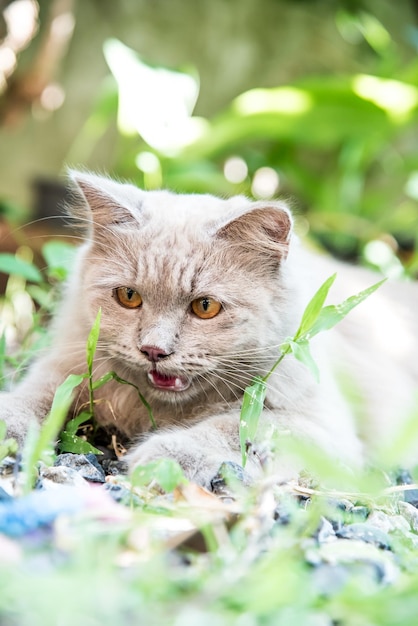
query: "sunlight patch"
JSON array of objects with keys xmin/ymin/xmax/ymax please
[{"xmin": 352, "ymin": 75, "xmax": 418, "ymax": 122}]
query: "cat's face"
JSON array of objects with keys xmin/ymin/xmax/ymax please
[{"xmin": 72, "ymin": 173, "xmax": 293, "ymax": 406}]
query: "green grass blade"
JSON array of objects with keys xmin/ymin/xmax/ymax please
[
  {"xmin": 22, "ymin": 373, "xmax": 86, "ymax": 491},
  {"xmin": 61, "ymin": 411, "xmax": 93, "ymax": 436},
  {"xmin": 239, "ymin": 377, "xmax": 267, "ymax": 467},
  {"xmin": 294, "ymin": 273, "xmax": 336, "ymax": 339},
  {"xmin": 308, "ymin": 278, "xmax": 386, "ymax": 338},
  {"xmin": 288, "ymin": 339, "xmax": 320, "ymax": 382},
  {"xmin": 92, "ymin": 371, "xmax": 157, "ymax": 430},
  {"xmin": 87, "ymin": 308, "xmax": 102, "ymax": 375}
]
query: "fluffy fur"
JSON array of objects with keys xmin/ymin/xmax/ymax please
[{"xmin": 1, "ymin": 172, "xmax": 417, "ymax": 486}]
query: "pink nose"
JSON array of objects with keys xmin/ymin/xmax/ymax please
[{"xmin": 140, "ymin": 345, "xmax": 172, "ymax": 362}]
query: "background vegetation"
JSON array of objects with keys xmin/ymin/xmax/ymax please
[{"xmin": 1, "ymin": 1, "xmax": 418, "ymax": 625}]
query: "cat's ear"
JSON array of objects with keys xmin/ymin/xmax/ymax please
[
  {"xmin": 68, "ymin": 170, "xmax": 143, "ymax": 228},
  {"xmin": 215, "ymin": 202, "xmax": 293, "ymax": 261}
]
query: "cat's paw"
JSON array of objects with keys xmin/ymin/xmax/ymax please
[
  {"xmin": 0, "ymin": 393, "xmax": 39, "ymax": 446},
  {"xmin": 127, "ymin": 431, "xmax": 242, "ymax": 489}
]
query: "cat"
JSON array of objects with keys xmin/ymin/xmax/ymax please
[{"xmin": 1, "ymin": 171, "xmax": 417, "ymax": 487}]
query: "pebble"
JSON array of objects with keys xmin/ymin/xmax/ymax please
[
  {"xmin": 367, "ymin": 510, "xmax": 410, "ymax": 534},
  {"xmin": 0, "ymin": 456, "xmax": 18, "ymax": 476},
  {"xmin": 315, "ymin": 517, "xmax": 337, "ymax": 543},
  {"xmin": 395, "ymin": 469, "xmax": 418, "ymax": 508},
  {"xmin": 38, "ymin": 465, "xmax": 88, "ymax": 489},
  {"xmin": 104, "ymin": 483, "xmax": 143, "ymax": 506},
  {"xmin": 335, "ymin": 523, "xmax": 391, "ymax": 550},
  {"xmin": 210, "ymin": 461, "xmax": 253, "ymax": 495},
  {"xmin": 305, "ymin": 539, "xmax": 399, "ymax": 585},
  {"xmin": 54, "ymin": 453, "xmax": 106, "ymax": 483},
  {"xmin": 351, "ymin": 506, "xmax": 370, "ymax": 520},
  {"xmin": 273, "ymin": 501, "xmax": 292, "ymax": 525},
  {"xmin": 398, "ymin": 501, "xmax": 418, "ymax": 533},
  {"xmin": 101, "ymin": 459, "xmax": 129, "ymax": 476}
]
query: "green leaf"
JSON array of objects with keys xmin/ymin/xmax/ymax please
[
  {"xmin": 58, "ymin": 430, "xmax": 102, "ymax": 455},
  {"xmin": 92, "ymin": 370, "xmax": 156, "ymax": 430},
  {"xmin": 87, "ymin": 309, "xmax": 102, "ymax": 375},
  {"xmin": 294, "ymin": 273, "xmax": 336, "ymax": 339},
  {"xmin": 239, "ymin": 377, "xmax": 267, "ymax": 467},
  {"xmin": 309, "ymin": 278, "xmax": 386, "ymax": 338},
  {"xmin": 0, "ymin": 253, "xmax": 43, "ymax": 283},
  {"xmin": 91, "ymin": 371, "xmax": 116, "ymax": 390},
  {"xmin": 288, "ymin": 339, "xmax": 320, "ymax": 382},
  {"xmin": 42, "ymin": 241, "xmax": 76, "ymax": 281},
  {"xmin": 22, "ymin": 373, "xmax": 86, "ymax": 492},
  {"xmin": 63, "ymin": 411, "xmax": 93, "ymax": 436},
  {"xmin": 131, "ymin": 458, "xmax": 187, "ymax": 492}
]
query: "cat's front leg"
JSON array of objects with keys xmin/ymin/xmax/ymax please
[
  {"xmin": 0, "ymin": 352, "xmax": 83, "ymax": 445},
  {"xmin": 127, "ymin": 413, "xmax": 262, "ymax": 489},
  {"xmin": 0, "ymin": 392, "xmax": 52, "ymax": 445}
]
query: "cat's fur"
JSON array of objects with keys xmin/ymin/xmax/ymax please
[{"xmin": 1, "ymin": 172, "xmax": 417, "ymax": 486}]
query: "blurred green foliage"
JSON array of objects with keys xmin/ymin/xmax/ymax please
[{"xmin": 66, "ymin": 26, "xmax": 418, "ymax": 277}]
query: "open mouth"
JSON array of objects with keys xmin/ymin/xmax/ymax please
[{"xmin": 147, "ymin": 369, "xmax": 190, "ymax": 392}]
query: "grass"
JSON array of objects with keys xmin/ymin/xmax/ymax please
[{"xmin": 1, "ymin": 243, "xmax": 418, "ymax": 626}]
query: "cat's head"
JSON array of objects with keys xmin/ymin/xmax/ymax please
[{"xmin": 69, "ymin": 172, "xmax": 294, "ymax": 406}]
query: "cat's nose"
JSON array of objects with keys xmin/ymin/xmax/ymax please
[{"xmin": 140, "ymin": 345, "xmax": 172, "ymax": 362}]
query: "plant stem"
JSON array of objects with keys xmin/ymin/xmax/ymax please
[{"xmin": 262, "ymin": 344, "xmax": 291, "ymax": 383}]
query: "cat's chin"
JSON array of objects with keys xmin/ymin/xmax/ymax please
[{"xmin": 147, "ymin": 369, "xmax": 191, "ymax": 393}]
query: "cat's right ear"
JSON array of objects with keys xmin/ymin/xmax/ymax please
[
  {"xmin": 68, "ymin": 170, "xmax": 143, "ymax": 230},
  {"xmin": 214, "ymin": 201, "xmax": 293, "ymax": 263}
]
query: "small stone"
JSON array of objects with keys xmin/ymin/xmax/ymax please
[
  {"xmin": 394, "ymin": 469, "xmax": 418, "ymax": 507},
  {"xmin": 404, "ymin": 488, "xmax": 418, "ymax": 508},
  {"xmin": 350, "ymin": 506, "xmax": 370, "ymax": 520},
  {"xmin": 367, "ymin": 510, "xmax": 410, "ymax": 534},
  {"xmin": 54, "ymin": 453, "xmax": 106, "ymax": 483},
  {"xmin": 38, "ymin": 465, "xmax": 88, "ymax": 489},
  {"xmin": 306, "ymin": 539, "xmax": 399, "ymax": 585},
  {"xmin": 210, "ymin": 461, "xmax": 252, "ymax": 495},
  {"xmin": 323, "ymin": 498, "xmax": 354, "ymax": 531},
  {"xmin": 311, "ymin": 562, "xmax": 356, "ymax": 595},
  {"xmin": 101, "ymin": 459, "xmax": 129, "ymax": 476},
  {"xmin": 336, "ymin": 523, "xmax": 391, "ymax": 550},
  {"xmin": 327, "ymin": 498, "xmax": 354, "ymax": 513},
  {"xmin": 273, "ymin": 501, "xmax": 292, "ymax": 525},
  {"xmin": 315, "ymin": 517, "xmax": 337, "ymax": 543},
  {"xmin": 104, "ymin": 483, "xmax": 142, "ymax": 507},
  {"xmin": 398, "ymin": 501, "xmax": 418, "ymax": 533},
  {"xmin": 0, "ymin": 456, "xmax": 18, "ymax": 476},
  {"xmin": 395, "ymin": 469, "xmax": 413, "ymax": 485}
]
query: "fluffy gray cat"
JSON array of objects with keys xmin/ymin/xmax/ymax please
[{"xmin": 1, "ymin": 172, "xmax": 417, "ymax": 486}]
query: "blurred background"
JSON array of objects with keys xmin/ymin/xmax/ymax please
[{"xmin": 0, "ymin": 0, "xmax": 418, "ymax": 274}]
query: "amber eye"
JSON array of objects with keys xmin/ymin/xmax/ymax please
[
  {"xmin": 191, "ymin": 297, "xmax": 222, "ymax": 319},
  {"xmin": 114, "ymin": 287, "xmax": 143, "ymax": 309}
]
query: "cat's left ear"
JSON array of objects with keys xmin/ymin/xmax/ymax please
[{"xmin": 215, "ymin": 201, "xmax": 293, "ymax": 261}]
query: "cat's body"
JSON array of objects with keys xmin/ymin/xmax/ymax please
[{"xmin": 1, "ymin": 173, "xmax": 417, "ymax": 486}]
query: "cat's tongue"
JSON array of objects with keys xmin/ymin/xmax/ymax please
[{"xmin": 147, "ymin": 370, "xmax": 190, "ymax": 392}]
